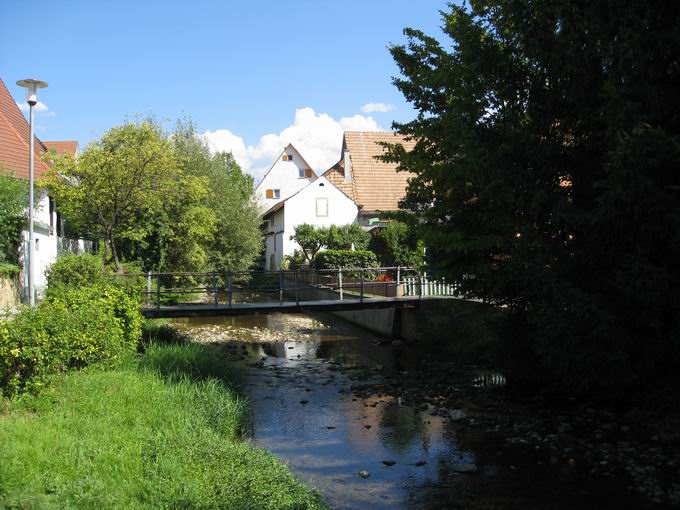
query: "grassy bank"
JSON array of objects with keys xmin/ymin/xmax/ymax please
[{"xmin": 0, "ymin": 341, "xmax": 326, "ymax": 509}]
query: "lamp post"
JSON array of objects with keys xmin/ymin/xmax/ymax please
[{"xmin": 16, "ymin": 78, "xmax": 48, "ymax": 306}]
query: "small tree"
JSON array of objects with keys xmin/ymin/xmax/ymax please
[
  {"xmin": 370, "ymin": 220, "xmax": 424, "ymax": 268},
  {"xmin": 326, "ymin": 224, "xmax": 370, "ymax": 250},
  {"xmin": 0, "ymin": 173, "xmax": 27, "ymax": 265},
  {"xmin": 290, "ymin": 224, "xmax": 328, "ymax": 265}
]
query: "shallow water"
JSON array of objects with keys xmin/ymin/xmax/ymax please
[{"xmin": 172, "ymin": 312, "xmax": 632, "ymax": 509}]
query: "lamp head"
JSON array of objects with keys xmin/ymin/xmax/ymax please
[{"xmin": 16, "ymin": 79, "xmax": 48, "ymax": 107}]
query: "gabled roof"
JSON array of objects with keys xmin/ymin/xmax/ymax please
[
  {"xmin": 261, "ymin": 175, "xmax": 355, "ymax": 218},
  {"xmin": 0, "ymin": 78, "xmax": 52, "ymax": 180},
  {"xmin": 255, "ymin": 143, "xmax": 316, "ymax": 188},
  {"xmin": 44, "ymin": 140, "xmax": 79, "ymax": 157},
  {"xmin": 322, "ymin": 131, "xmax": 416, "ymax": 212}
]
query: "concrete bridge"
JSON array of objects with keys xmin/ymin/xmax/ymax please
[{"xmin": 124, "ymin": 268, "xmax": 460, "ymax": 319}]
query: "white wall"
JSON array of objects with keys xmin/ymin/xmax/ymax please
[
  {"xmin": 282, "ymin": 177, "xmax": 359, "ymax": 258},
  {"xmin": 254, "ymin": 145, "xmax": 315, "ymax": 212},
  {"xmin": 19, "ymin": 191, "xmax": 58, "ymax": 298},
  {"xmin": 264, "ymin": 207, "xmax": 285, "ymax": 270}
]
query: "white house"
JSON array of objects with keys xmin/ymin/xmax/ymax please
[
  {"xmin": 254, "ymin": 143, "xmax": 316, "ymax": 210},
  {"xmin": 262, "ymin": 176, "xmax": 358, "ymax": 270},
  {"xmin": 0, "ymin": 78, "xmax": 86, "ymax": 300}
]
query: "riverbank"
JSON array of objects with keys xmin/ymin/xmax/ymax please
[{"xmin": 0, "ymin": 339, "xmax": 326, "ymax": 509}]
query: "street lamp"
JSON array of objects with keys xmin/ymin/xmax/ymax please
[{"xmin": 16, "ymin": 78, "xmax": 48, "ymax": 306}]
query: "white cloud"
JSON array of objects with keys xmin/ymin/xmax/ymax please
[
  {"xmin": 360, "ymin": 102, "xmax": 394, "ymax": 113},
  {"xmin": 17, "ymin": 101, "xmax": 52, "ymax": 114},
  {"xmin": 201, "ymin": 107, "xmax": 383, "ymax": 182}
]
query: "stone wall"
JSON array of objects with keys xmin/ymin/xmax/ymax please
[{"xmin": 0, "ymin": 275, "xmax": 20, "ymax": 310}]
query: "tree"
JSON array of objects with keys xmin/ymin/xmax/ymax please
[
  {"xmin": 0, "ymin": 172, "xmax": 27, "ymax": 265},
  {"xmin": 290, "ymin": 224, "xmax": 328, "ymax": 265},
  {"xmin": 326, "ymin": 224, "xmax": 370, "ymax": 251},
  {"xmin": 172, "ymin": 120, "xmax": 262, "ymax": 273},
  {"xmin": 386, "ymin": 1, "xmax": 680, "ymax": 399},
  {"xmin": 370, "ymin": 220, "xmax": 424, "ymax": 269},
  {"xmin": 44, "ymin": 121, "xmax": 178, "ymax": 272}
]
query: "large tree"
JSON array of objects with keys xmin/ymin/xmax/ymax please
[{"xmin": 386, "ymin": 1, "xmax": 680, "ymax": 398}]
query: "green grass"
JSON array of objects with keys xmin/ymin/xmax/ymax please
[{"xmin": 0, "ymin": 342, "xmax": 327, "ymax": 509}]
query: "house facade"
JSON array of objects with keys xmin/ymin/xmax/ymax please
[
  {"xmin": 260, "ymin": 132, "xmax": 415, "ymax": 270},
  {"xmin": 263, "ymin": 176, "xmax": 358, "ymax": 270},
  {"xmin": 0, "ymin": 78, "xmax": 84, "ymax": 299},
  {"xmin": 254, "ymin": 143, "xmax": 316, "ymax": 211}
]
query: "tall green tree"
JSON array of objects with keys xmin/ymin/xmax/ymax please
[
  {"xmin": 386, "ymin": 1, "xmax": 680, "ymax": 398},
  {"xmin": 172, "ymin": 120, "xmax": 262, "ymax": 273}
]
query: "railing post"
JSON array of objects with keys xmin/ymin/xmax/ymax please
[
  {"xmin": 146, "ymin": 271, "xmax": 152, "ymax": 307},
  {"xmin": 338, "ymin": 268, "xmax": 343, "ymax": 300},
  {"xmin": 360, "ymin": 269, "xmax": 364, "ymax": 303},
  {"xmin": 417, "ymin": 271, "xmax": 422, "ymax": 300},
  {"xmin": 396, "ymin": 266, "xmax": 401, "ymax": 297},
  {"xmin": 212, "ymin": 272, "xmax": 218, "ymax": 305},
  {"xmin": 294, "ymin": 270, "xmax": 299, "ymax": 307},
  {"xmin": 228, "ymin": 271, "xmax": 233, "ymax": 308},
  {"xmin": 156, "ymin": 273, "xmax": 161, "ymax": 309},
  {"xmin": 279, "ymin": 269, "xmax": 283, "ymax": 304}
]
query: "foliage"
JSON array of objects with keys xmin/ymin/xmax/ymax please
[
  {"xmin": 0, "ymin": 284, "xmax": 142, "ymax": 396},
  {"xmin": 0, "ymin": 174, "xmax": 27, "ymax": 265},
  {"xmin": 0, "ymin": 263, "xmax": 20, "ymax": 278},
  {"xmin": 0, "ymin": 344, "xmax": 327, "ymax": 509},
  {"xmin": 45, "ymin": 253, "xmax": 104, "ymax": 289},
  {"xmin": 370, "ymin": 220, "xmax": 425, "ymax": 268},
  {"xmin": 315, "ymin": 250, "xmax": 378, "ymax": 270},
  {"xmin": 172, "ymin": 119, "xmax": 262, "ymax": 273},
  {"xmin": 386, "ymin": 1, "xmax": 680, "ymax": 399},
  {"xmin": 326, "ymin": 224, "xmax": 370, "ymax": 250},
  {"xmin": 290, "ymin": 224, "xmax": 328, "ymax": 265},
  {"xmin": 43, "ymin": 121, "xmax": 178, "ymax": 271},
  {"xmin": 291, "ymin": 223, "xmax": 371, "ymax": 265},
  {"xmin": 280, "ymin": 249, "xmax": 307, "ymax": 270}
]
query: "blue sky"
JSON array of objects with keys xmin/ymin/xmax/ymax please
[{"xmin": 1, "ymin": 0, "xmax": 450, "ymax": 178}]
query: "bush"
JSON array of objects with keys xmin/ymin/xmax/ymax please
[
  {"xmin": 45, "ymin": 253, "xmax": 104, "ymax": 289},
  {"xmin": 0, "ymin": 284, "xmax": 142, "ymax": 396},
  {"xmin": 0, "ymin": 262, "xmax": 19, "ymax": 278},
  {"xmin": 315, "ymin": 250, "xmax": 378, "ymax": 270},
  {"xmin": 280, "ymin": 250, "xmax": 307, "ymax": 270},
  {"xmin": 369, "ymin": 221, "xmax": 425, "ymax": 268}
]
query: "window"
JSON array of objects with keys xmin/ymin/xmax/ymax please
[
  {"xmin": 269, "ymin": 217, "xmax": 274, "ymax": 228},
  {"xmin": 273, "ymin": 189, "xmax": 280, "ymax": 199},
  {"xmin": 266, "ymin": 189, "xmax": 273, "ymax": 199},
  {"xmin": 316, "ymin": 197, "xmax": 328, "ymax": 217},
  {"xmin": 283, "ymin": 154, "xmax": 292, "ymax": 161},
  {"xmin": 298, "ymin": 167, "xmax": 305, "ymax": 178},
  {"xmin": 35, "ymin": 238, "xmax": 39, "ymax": 252},
  {"xmin": 305, "ymin": 168, "xmax": 313, "ymax": 178}
]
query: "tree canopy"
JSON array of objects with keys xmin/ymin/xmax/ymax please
[
  {"xmin": 44, "ymin": 119, "xmax": 261, "ymax": 274},
  {"xmin": 0, "ymin": 172, "xmax": 28, "ymax": 265},
  {"xmin": 385, "ymin": 1, "xmax": 680, "ymax": 398}
]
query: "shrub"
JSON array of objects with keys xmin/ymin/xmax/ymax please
[
  {"xmin": 369, "ymin": 220, "xmax": 425, "ymax": 269},
  {"xmin": 45, "ymin": 253, "xmax": 104, "ymax": 290},
  {"xmin": 0, "ymin": 284, "xmax": 142, "ymax": 396},
  {"xmin": 0, "ymin": 263, "xmax": 19, "ymax": 278},
  {"xmin": 280, "ymin": 250, "xmax": 307, "ymax": 270},
  {"xmin": 315, "ymin": 250, "xmax": 378, "ymax": 270}
]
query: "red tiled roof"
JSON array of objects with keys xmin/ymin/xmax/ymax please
[
  {"xmin": 0, "ymin": 78, "xmax": 52, "ymax": 180},
  {"xmin": 322, "ymin": 131, "xmax": 416, "ymax": 212},
  {"xmin": 43, "ymin": 140, "xmax": 79, "ymax": 157}
]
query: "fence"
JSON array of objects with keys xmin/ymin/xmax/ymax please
[{"xmin": 402, "ymin": 274, "xmax": 459, "ymax": 297}]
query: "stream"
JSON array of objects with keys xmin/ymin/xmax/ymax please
[{"xmin": 172, "ymin": 312, "xmax": 641, "ymax": 509}]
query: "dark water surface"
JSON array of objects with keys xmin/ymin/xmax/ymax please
[{"xmin": 172, "ymin": 313, "xmax": 631, "ymax": 510}]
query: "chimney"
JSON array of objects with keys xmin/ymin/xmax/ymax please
[{"xmin": 343, "ymin": 150, "xmax": 352, "ymax": 182}]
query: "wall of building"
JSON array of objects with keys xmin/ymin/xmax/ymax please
[
  {"xmin": 18, "ymin": 191, "xmax": 58, "ymax": 299},
  {"xmin": 255, "ymin": 147, "xmax": 314, "ymax": 211},
  {"xmin": 282, "ymin": 177, "xmax": 358, "ymax": 258},
  {"xmin": 0, "ymin": 274, "xmax": 20, "ymax": 310}
]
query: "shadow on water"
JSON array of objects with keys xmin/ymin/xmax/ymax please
[{"xmin": 171, "ymin": 312, "xmax": 633, "ymax": 510}]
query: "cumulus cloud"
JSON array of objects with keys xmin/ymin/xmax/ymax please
[
  {"xmin": 360, "ymin": 102, "xmax": 394, "ymax": 113},
  {"xmin": 17, "ymin": 101, "xmax": 52, "ymax": 114},
  {"xmin": 201, "ymin": 107, "xmax": 383, "ymax": 182}
]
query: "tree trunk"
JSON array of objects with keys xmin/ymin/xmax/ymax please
[
  {"xmin": 109, "ymin": 234, "xmax": 122, "ymax": 273},
  {"xmin": 102, "ymin": 238, "xmax": 109, "ymax": 272}
]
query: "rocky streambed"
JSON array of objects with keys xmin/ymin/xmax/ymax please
[{"xmin": 171, "ymin": 312, "xmax": 680, "ymax": 509}]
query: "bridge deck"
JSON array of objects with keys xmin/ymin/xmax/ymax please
[{"xmin": 142, "ymin": 296, "xmax": 422, "ymax": 318}]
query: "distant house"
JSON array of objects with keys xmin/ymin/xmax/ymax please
[
  {"xmin": 323, "ymin": 131, "xmax": 416, "ymax": 229},
  {"xmin": 254, "ymin": 143, "xmax": 316, "ymax": 210},
  {"xmin": 0, "ymin": 78, "xmax": 85, "ymax": 299},
  {"xmin": 262, "ymin": 176, "xmax": 358, "ymax": 270},
  {"xmin": 260, "ymin": 131, "xmax": 415, "ymax": 270}
]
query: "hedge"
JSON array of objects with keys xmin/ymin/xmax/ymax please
[
  {"xmin": 0, "ymin": 284, "xmax": 142, "ymax": 396},
  {"xmin": 314, "ymin": 250, "xmax": 378, "ymax": 270}
]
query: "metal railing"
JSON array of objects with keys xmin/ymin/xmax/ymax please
[{"xmin": 111, "ymin": 267, "xmax": 459, "ymax": 310}]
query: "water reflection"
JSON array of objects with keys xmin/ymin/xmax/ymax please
[{"xmin": 173, "ymin": 312, "xmax": 479, "ymax": 509}]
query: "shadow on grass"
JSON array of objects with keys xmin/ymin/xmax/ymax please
[{"xmin": 138, "ymin": 320, "xmax": 241, "ymax": 387}]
